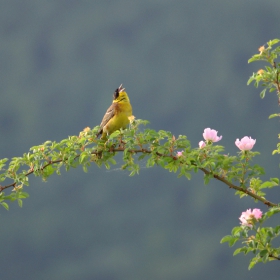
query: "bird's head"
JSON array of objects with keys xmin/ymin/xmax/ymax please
[{"xmin": 113, "ymin": 84, "xmax": 130, "ymax": 102}]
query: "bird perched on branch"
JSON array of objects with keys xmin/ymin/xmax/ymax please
[{"xmin": 96, "ymin": 84, "xmax": 133, "ymax": 140}]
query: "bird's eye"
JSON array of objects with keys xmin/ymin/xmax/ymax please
[{"xmin": 114, "ymin": 89, "xmax": 119, "ymax": 99}]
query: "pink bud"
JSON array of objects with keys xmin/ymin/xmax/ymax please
[
  {"xmin": 198, "ymin": 141, "xmax": 206, "ymax": 148},
  {"xmin": 235, "ymin": 136, "xmax": 256, "ymax": 151},
  {"xmin": 203, "ymin": 128, "xmax": 222, "ymax": 142}
]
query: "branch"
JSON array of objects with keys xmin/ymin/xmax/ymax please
[
  {"xmin": 273, "ymin": 61, "xmax": 280, "ymax": 105},
  {"xmin": 269, "ymin": 254, "xmax": 280, "ymax": 261},
  {"xmin": 113, "ymin": 147, "xmax": 278, "ymax": 207},
  {"xmin": 198, "ymin": 167, "xmax": 277, "ymax": 207},
  {"xmin": 0, "ymin": 145, "xmax": 278, "ymax": 208},
  {"xmin": 0, "ymin": 158, "xmax": 66, "ymax": 192}
]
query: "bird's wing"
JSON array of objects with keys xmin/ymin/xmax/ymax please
[{"xmin": 97, "ymin": 103, "xmax": 116, "ymax": 135}]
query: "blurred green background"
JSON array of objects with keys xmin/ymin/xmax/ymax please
[{"xmin": 1, "ymin": 1, "xmax": 280, "ymax": 279}]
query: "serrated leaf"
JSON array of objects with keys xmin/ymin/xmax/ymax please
[
  {"xmin": 233, "ymin": 248, "xmax": 243, "ymax": 256},
  {"xmin": 268, "ymin": 39, "xmax": 280, "ymax": 46},
  {"xmin": 260, "ymin": 181, "xmax": 276, "ymax": 189},
  {"xmin": 248, "ymin": 54, "xmax": 261, "ymax": 63},
  {"xmin": 247, "ymin": 76, "xmax": 255, "ymax": 85},
  {"xmin": 232, "ymin": 226, "xmax": 243, "ymax": 236},
  {"xmin": 220, "ymin": 235, "xmax": 231, "ymax": 243},
  {"xmin": 1, "ymin": 202, "xmax": 9, "ymax": 210},
  {"xmin": 229, "ymin": 237, "xmax": 239, "ymax": 247},
  {"xmin": 248, "ymin": 259, "xmax": 257, "ymax": 270}
]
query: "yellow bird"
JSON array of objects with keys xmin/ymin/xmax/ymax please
[{"xmin": 97, "ymin": 84, "xmax": 133, "ymax": 140}]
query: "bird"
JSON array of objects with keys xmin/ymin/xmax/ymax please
[{"xmin": 96, "ymin": 84, "xmax": 133, "ymax": 140}]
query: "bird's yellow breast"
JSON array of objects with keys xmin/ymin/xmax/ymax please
[{"xmin": 103, "ymin": 102, "xmax": 132, "ymax": 135}]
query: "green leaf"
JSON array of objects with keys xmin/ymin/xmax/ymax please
[
  {"xmin": 104, "ymin": 162, "xmax": 111, "ymax": 170},
  {"xmin": 272, "ymin": 150, "xmax": 280, "ymax": 155},
  {"xmin": 146, "ymin": 157, "xmax": 155, "ymax": 168},
  {"xmin": 109, "ymin": 130, "xmax": 121, "ymax": 139},
  {"xmin": 18, "ymin": 199, "xmax": 23, "ymax": 208},
  {"xmin": 220, "ymin": 235, "xmax": 239, "ymax": 246},
  {"xmin": 248, "ymin": 239, "xmax": 256, "ymax": 249},
  {"xmin": 203, "ymin": 174, "xmax": 213, "ymax": 185},
  {"xmin": 260, "ymin": 89, "xmax": 266, "ymax": 99},
  {"xmin": 228, "ymin": 237, "xmax": 239, "ymax": 247},
  {"xmin": 268, "ymin": 113, "xmax": 280, "ymax": 119},
  {"xmin": 19, "ymin": 192, "xmax": 29, "ymax": 199},
  {"xmin": 268, "ymin": 39, "xmax": 280, "ymax": 46},
  {"xmin": 232, "ymin": 226, "xmax": 243, "ymax": 236},
  {"xmin": 79, "ymin": 152, "xmax": 89, "ymax": 164},
  {"xmin": 220, "ymin": 235, "xmax": 232, "ymax": 244},
  {"xmin": 260, "ymin": 180, "xmax": 278, "ymax": 189},
  {"xmin": 247, "ymin": 76, "xmax": 255, "ymax": 85},
  {"xmin": 82, "ymin": 165, "xmax": 88, "ymax": 173},
  {"xmin": 265, "ymin": 206, "xmax": 280, "ymax": 218},
  {"xmin": 43, "ymin": 165, "xmax": 55, "ymax": 177},
  {"xmin": 271, "ymin": 178, "xmax": 279, "ymax": 184},
  {"xmin": 260, "ymin": 249, "xmax": 269, "ymax": 258},
  {"xmin": 248, "ymin": 54, "xmax": 262, "ymax": 63},
  {"xmin": 233, "ymin": 248, "xmax": 242, "ymax": 256},
  {"xmin": 178, "ymin": 169, "xmax": 191, "ymax": 180},
  {"xmin": 248, "ymin": 258, "xmax": 258, "ymax": 270},
  {"xmin": 108, "ymin": 158, "xmax": 116, "ymax": 165},
  {"xmin": 269, "ymin": 87, "xmax": 276, "ymax": 92},
  {"xmin": 1, "ymin": 202, "xmax": 9, "ymax": 210},
  {"xmin": 233, "ymin": 247, "xmax": 248, "ymax": 256},
  {"xmin": 129, "ymin": 164, "xmax": 139, "ymax": 176},
  {"xmin": 138, "ymin": 154, "xmax": 147, "ymax": 161},
  {"xmin": 273, "ymin": 225, "xmax": 280, "ymax": 235}
]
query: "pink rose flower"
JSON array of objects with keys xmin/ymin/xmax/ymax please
[
  {"xmin": 235, "ymin": 136, "xmax": 256, "ymax": 151},
  {"xmin": 239, "ymin": 208, "xmax": 262, "ymax": 227},
  {"xmin": 203, "ymin": 128, "xmax": 222, "ymax": 142},
  {"xmin": 177, "ymin": 151, "xmax": 183, "ymax": 157},
  {"xmin": 199, "ymin": 141, "xmax": 206, "ymax": 148}
]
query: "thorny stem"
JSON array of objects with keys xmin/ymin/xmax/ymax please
[
  {"xmin": 273, "ymin": 61, "xmax": 280, "ymax": 105},
  {"xmin": 269, "ymin": 254, "xmax": 280, "ymax": 261},
  {"xmin": 0, "ymin": 146, "xmax": 277, "ymax": 208}
]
